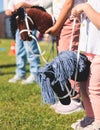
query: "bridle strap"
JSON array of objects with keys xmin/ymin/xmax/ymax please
[
  {"xmin": 25, "ymin": 13, "xmax": 34, "ymax": 35},
  {"xmin": 19, "ymin": 12, "xmax": 47, "ymax": 63},
  {"xmin": 20, "ymin": 29, "xmax": 33, "ymax": 34},
  {"xmin": 58, "ymin": 84, "xmax": 73, "ymax": 99},
  {"xmin": 18, "ymin": 14, "xmax": 34, "ymax": 34},
  {"xmin": 26, "ymin": 15, "xmax": 34, "ymax": 25}
]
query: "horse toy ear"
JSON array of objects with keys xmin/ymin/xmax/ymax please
[
  {"xmin": 10, "ymin": 7, "xmax": 25, "ymax": 39},
  {"xmin": 10, "ymin": 13, "xmax": 17, "ymax": 39}
]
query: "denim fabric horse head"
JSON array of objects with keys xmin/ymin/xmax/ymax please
[{"xmin": 36, "ymin": 51, "xmax": 91, "ymax": 105}]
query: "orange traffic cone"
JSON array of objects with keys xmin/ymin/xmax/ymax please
[{"xmin": 9, "ymin": 40, "xmax": 16, "ymax": 56}]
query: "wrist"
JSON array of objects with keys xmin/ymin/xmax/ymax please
[{"xmin": 83, "ymin": 3, "xmax": 90, "ymax": 12}]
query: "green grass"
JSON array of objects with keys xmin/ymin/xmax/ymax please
[{"xmin": 0, "ymin": 39, "xmax": 85, "ymax": 130}]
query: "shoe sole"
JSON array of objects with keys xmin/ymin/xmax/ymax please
[
  {"xmin": 21, "ymin": 81, "xmax": 35, "ymax": 85},
  {"xmin": 71, "ymin": 118, "xmax": 94, "ymax": 129},
  {"xmin": 55, "ymin": 107, "xmax": 83, "ymax": 115},
  {"xmin": 71, "ymin": 120, "xmax": 82, "ymax": 130},
  {"xmin": 8, "ymin": 80, "xmax": 18, "ymax": 83},
  {"xmin": 8, "ymin": 78, "xmax": 26, "ymax": 83}
]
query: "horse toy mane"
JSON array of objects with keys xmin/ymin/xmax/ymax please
[
  {"xmin": 36, "ymin": 50, "xmax": 91, "ymax": 105},
  {"xmin": 10, "ymin": 6, "xmax": 53, "ymax": 40}
]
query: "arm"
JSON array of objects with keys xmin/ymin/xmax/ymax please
[
  {"xmin": 71, "ymin": 3, "xmax": 100, "ymax": 29},
  {"xmin": 15, "ymin": 0, "xmax": 52, "ymax": 10},
  {"xmin": 5, "ymin": 0, "xmax": 52, "ymax": 16},
  {"xmin": 35, "ymin": 0, "xmax": 52, "ymax": 9},
  {"xmin": 15, "ymin": 2, "xmax": 33, "ymax": 9},
  {"xmin": 5, "ymin": 0, "xmax": 14, "ymax": 16},
  {"xmin": 5, "ymin": 10, "xmax": 13, "ymax": 16},
  {"xmin": 45, "ymin": 0, "xmax": 74, "ymax": 35}
]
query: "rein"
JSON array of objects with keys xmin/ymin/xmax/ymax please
[{"xmin": 58, "ymin": 18, "xmax": 79, "ymax": 97}]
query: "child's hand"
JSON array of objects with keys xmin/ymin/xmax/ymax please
[
  {"xmin": 5, "ymin": 10, "xmax": 13, "ymax": 16},
  {"xmin": 45, "ymin": 25, "xmax": 60, "ymax": 36},
  {"xmin": 71, "ymin": 4, "xmax": 84, "ymax": 17},
  {"xmin": 15, "ymin": 2, "xmax": 24, "ymax": 10},
  {"xmin": 45, "ymin": 26, "xmax": 55, "ymax": 35}
]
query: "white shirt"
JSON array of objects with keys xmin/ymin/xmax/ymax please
[
  {"xmin": 53, "ymin": 0, "xmax": 65, "ymax": 20},
  {"xmin": 53, "ymin": 0, "xmax": 86, "ymax": 20},
  {"xmin": 79, "ymin": 0, "xmax": 100, "ymax": 55},
  {"xmin": 7, "ymin": 0, "xmax": 53, "ymax": 11}
]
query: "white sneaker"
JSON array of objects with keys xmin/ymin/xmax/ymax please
[
  {"xmin": 71, "ymin": 116, "xmax": 94, "ymax": 130},
  {"xmin": 8, "ymin": 75, "xmax": 26, "ymax": 83},
  {"xmin": 53, "ymin": 99, "xmax": 83, "ymax": 114},
  {"xmin": 22, "ymin": 74, "xmax": 35, "ymax": 84},
  {"xmin": 83, "ymin": 122, "xmax": 100, "ymax": 130},
  {"xmin": 93, "ymin": 122, "xmax": 100, "ymax": 130},
  {"xmin": 50, "ymin": 102, "xmax": 60, "ymax": 109}
]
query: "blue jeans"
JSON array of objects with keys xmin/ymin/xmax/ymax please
[{"xmin": 15, "ymin": 29, "xmax": 40, "ymax": 77}]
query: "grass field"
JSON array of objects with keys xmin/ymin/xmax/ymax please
[{"xmin": 0, "ymin": 39, "xmax": 85, "ymax": 130}]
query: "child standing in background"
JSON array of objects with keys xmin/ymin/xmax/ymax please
[{"xmin": 5, "ymin": 0, "xmax": 52, "ymax": 84}]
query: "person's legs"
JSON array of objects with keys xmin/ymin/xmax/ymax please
[
  {"xmin": 15, "ymin": 30, "xmax": 27, "ymax": 77},
  {"xmin": 80, "ymin": 82, "xmax": 94, "ymax": 118},
  {"xmin": 8, "ymin": 30, "xmax": 27, "ymax": 83},
  {"xmin": 79, "ymin": 56, "xmax": 100, "ymax": 120},
  {"xmin": 51, "ymin": 18, "xmax": 83, "ymax": 114},
  {"xmin": 88, "ymin": 56, "xmax": 100, "ymax": 123},
  {"xmin": 22, "ymin": 31, "xmax": 41, "ymax": 84},
  {"xmin": 57, "ymin": 17, "xmax": 80, "ymax": 53},
  {"xmin": 57, "ymin": 17, "xmax": 81, "ymax": 96},
  {"xmin": 24, "ymin": 39, "xmax": 40, "ymax": 74},
  {"xmin": 71, "ymin": 55, "xmax": 100, "ymax": 130},
  {"xmin": 71, "ymin": 81, "xmax": 94, "ymax": 130}
]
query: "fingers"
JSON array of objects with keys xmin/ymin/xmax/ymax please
[
  {"xmin": 71, "ymin": 8, "xmax": 79, "ymax": 17},
  {"xmin": 45, "ymin": 29, "xmax": 51, "ymax": 34},
  {"xmin": 71, "ymin": 4, "xmax": 84, "ymax": 17},
  {"xmin": 14, "ymin": 2, "xmax": 23, "ymax": 10}
]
